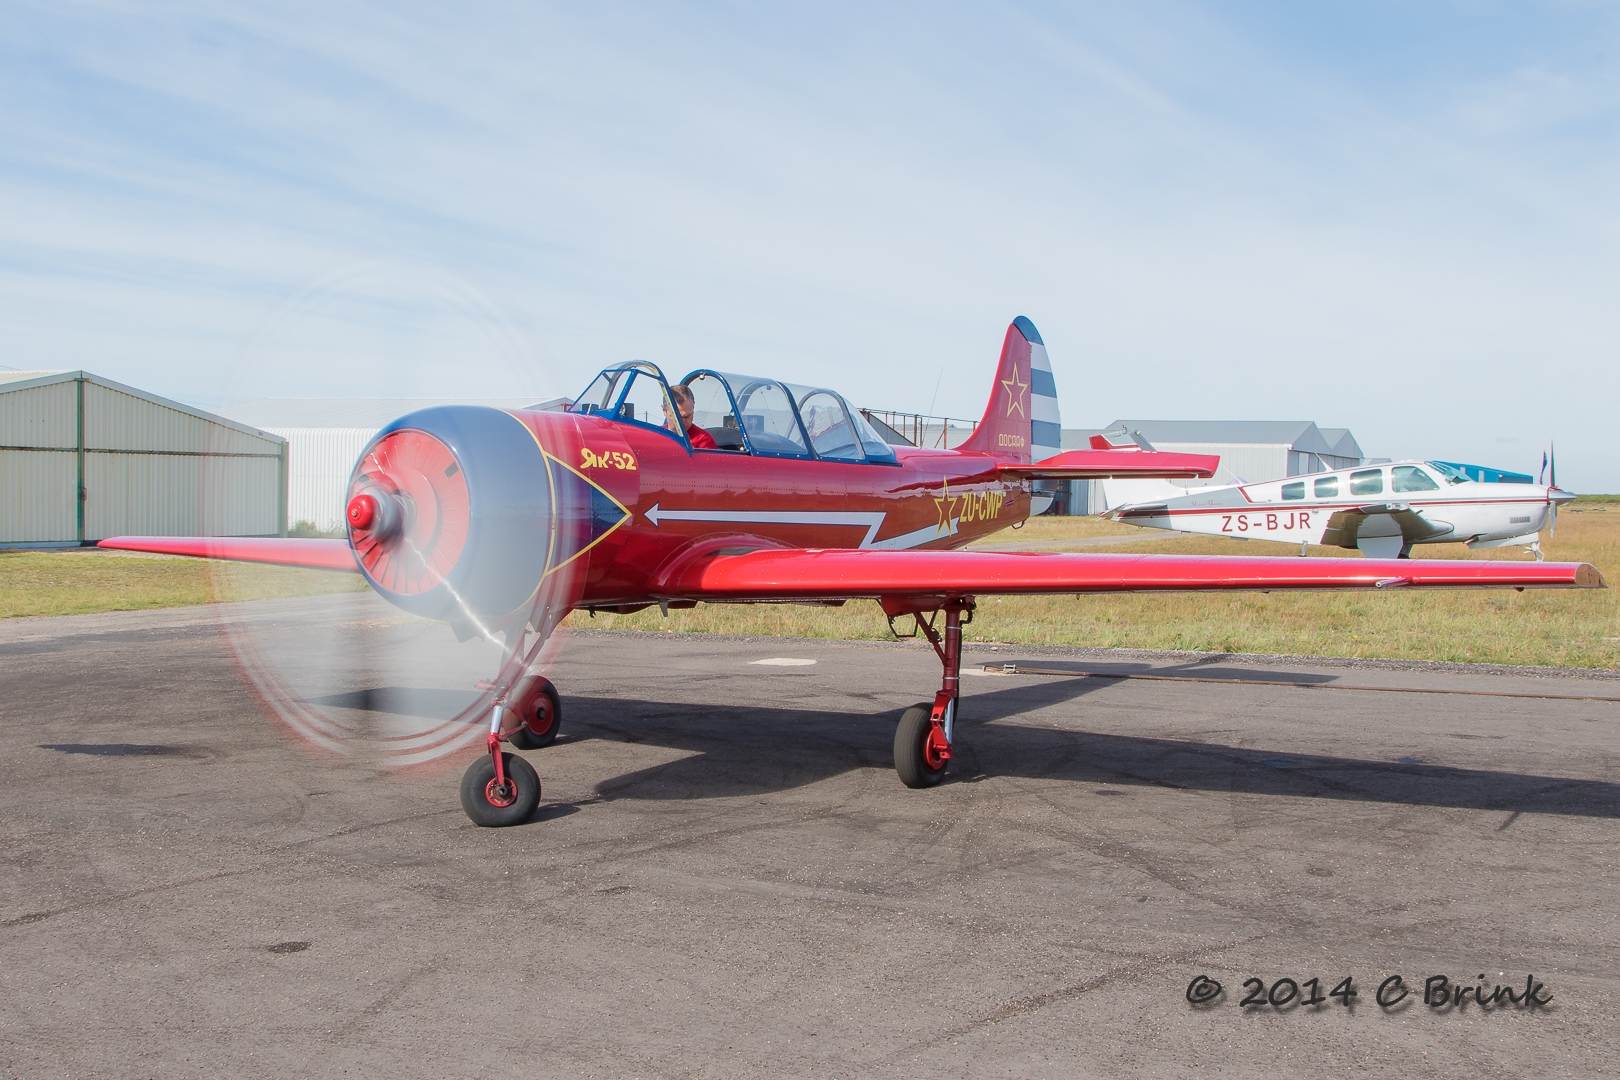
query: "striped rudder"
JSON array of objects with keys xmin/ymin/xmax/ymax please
[
  {"xmin": 1022, "ymin": 317, "xmax": 1061, "ymax": 463},
  {"xmin": 959, "ymin": 316, "xmax": 1060, "ymax": 464}
]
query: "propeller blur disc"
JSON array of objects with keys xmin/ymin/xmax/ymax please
[{"xmin": 197, "ymin": 264, "xmax": 577, "ymax": 774}]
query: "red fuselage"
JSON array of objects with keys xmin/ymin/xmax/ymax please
[{"xmin": 515, "ymin": 408, "xmax": 1031, "ymax": 609}]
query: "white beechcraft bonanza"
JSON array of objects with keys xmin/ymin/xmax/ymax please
[{"xmin": 1103, "ymin": 458, "xmax": 1577, "ymax": 561}]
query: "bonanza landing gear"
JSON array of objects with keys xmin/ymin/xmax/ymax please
[
  {"xmin": 886, "ymin": 596, "xmax": 973, "ymax": 789},
  {"xmin": 460, "ymin": 674, "xmax": 562, "ymax": 826}
]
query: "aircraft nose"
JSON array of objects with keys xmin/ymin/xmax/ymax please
[
  {"xmin": 346, "ymin": 490, "xmax": 408, "ymax": 543},
  {"xmin": 345, "ymin": 492, "xmax": 376, "ymax": 529},
  {"xmin": 343, "ymin": 406, "xmax": 554, "ymax": 626},
  {"xmin": 345, "ymin": 427, "xmax": 470, "ymax": 600},
  {"xmin": 1550, "ymin": 487, "xmax": 1577, "ymax": 505}
]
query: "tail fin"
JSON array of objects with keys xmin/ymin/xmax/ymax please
[{"xmin": 958, "ymin": 316, "xmax": 1061, "ymax": 463}]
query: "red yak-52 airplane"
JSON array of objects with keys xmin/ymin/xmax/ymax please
[{"xmin": 102, "ymin": 318, "xmax": 1603, "ymax": 826}]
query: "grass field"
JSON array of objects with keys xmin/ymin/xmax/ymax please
[
  {"xmin": 0, "ymin": 549, "xmax": 367, "ymax": 619},
  {"xmin": 562, "ymin": 497, "xmax": 1620, "ymax": 669},
  {"xmin": 4, "ymin": 499, "xmax": 1616, "ymax": 668}
]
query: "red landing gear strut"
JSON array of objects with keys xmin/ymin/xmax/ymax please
[
  {"xmin": 458, "ymin": 675, "xmax": 562, "ymax": 827},
  {"xmin": 883, "ymin": 595, "xmax": 975, "ymax": 788}
]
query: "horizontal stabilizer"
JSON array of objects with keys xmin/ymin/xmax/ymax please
[
  {"xmin": 98, "ymin": 536, "xmax": 361, "ymax": 572},
  {"xmin": 997, "ymin": 448, "xmax": 1218, "ymax": 481}
]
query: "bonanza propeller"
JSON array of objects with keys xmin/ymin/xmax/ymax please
[{"xmin": 101, "ymin": 318, "xmax": 1605, "ymax": 825}]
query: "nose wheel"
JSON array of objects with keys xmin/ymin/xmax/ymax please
[
  {"xmin": 460, "ymin": 673, "xmax": 562, "ymax": 827},
  {"xmin": 460, "ymin": 751, "xmax": 541, "ymax": 827}
]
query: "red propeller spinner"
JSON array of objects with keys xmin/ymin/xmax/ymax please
[{"xmin": 345, "ymin": 428, "xmax": 470, "ymax": 597}]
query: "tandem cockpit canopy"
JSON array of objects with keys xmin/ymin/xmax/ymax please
[{"xmin": 569, "ymin": 362, "xmax": 897, "ymax": 464}]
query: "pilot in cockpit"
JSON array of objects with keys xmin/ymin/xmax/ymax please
[{"xmin": 664, "ymin": 383, "xmax": 718, "ymax": 449}]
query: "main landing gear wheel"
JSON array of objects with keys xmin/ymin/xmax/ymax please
[
  {"xmin": 460, "ymin": 752, "xmax": 541, "ymax": 827},
  {"xmin": 507, "ymin": 676, "xmax": 562, "ymax": 750},
  {"xmin": 894, "ymin": 702, "xmax": 949, "ymax": 788}
]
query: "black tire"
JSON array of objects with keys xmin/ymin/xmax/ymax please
[
  {"xmin": 894, "ymin": 702, "xmax": 948, "ymax": 789},
  {"xmin": 508, "ymin": 678, "xmax": 562, "ymax": 750},
  {"xmin": 460, "ymin": 752, "xmax": 541, "ymax": 827}
]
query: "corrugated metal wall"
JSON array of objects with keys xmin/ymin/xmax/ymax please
[
  {"xmin": 266, "ymin": 427, "xmax": 378, "ymax": 532},
  {"xmin": 1, "ymin": 379, "xmax": 78, "ymax": 542},
  {"xmin": 85, "ymin": 454, "xmax": 281, "ymax": 538},
  {"xmin": 85, "ymin": 382, "xmax": 277, "ymax": 456},
  {"xmin": 1155, "ymin": 442, "xmax": 1291, "ymax": 489},
  {"xmin": 0, "ymin": 378, "xmax": 76, "ymax": 446},
  {"xmin": 1, "ymin": 375, "xmax": 286, "ymax": 544},
  {"xmin": 1, "ymin": 449, "xmax": 76, "ymax": 542},
  {"xmin": 1056, "ymin": 429, "xmax": 1365, "ymax": 515}
]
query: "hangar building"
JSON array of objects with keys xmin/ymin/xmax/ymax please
[
  {"xmin": 215, "ymin": 398, "xmax": 562, "ymax": 534},
  {"xmin": 1, "ymin": 371, "xmax": 287, "ymax": 547},
  {"xmin": 1056, "ymin": 420, "xmax": 1365, "ymax": 515}
]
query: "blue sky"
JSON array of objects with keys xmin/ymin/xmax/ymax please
[{"xmin": 2, "ymin": 1, "xmax": 1616, "ymax": 487}]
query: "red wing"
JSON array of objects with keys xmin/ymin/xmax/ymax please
[
  {"xmin": 655, "ymin": 548, "xmax": 1602, "ymax": 601},
  {"xmin": 98, "ymin": 536, "xmax": 361, "ymax": 573},
  {"xmin": 997, "ymin": 448, "xmax": 1219, "ymax": 481}
]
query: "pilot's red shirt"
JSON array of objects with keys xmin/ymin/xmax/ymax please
[{"xmin": 687, "ymin": 424, "xmax": 718, "ymax": 449}]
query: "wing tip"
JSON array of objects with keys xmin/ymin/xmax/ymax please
[{"xmin": 1576, "ymin": 563, "xmax": 1605, "ymax": 588}]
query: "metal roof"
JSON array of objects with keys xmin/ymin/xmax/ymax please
[
  {"xmin": 1317, "ymin": 427, "xmax": 1362, "ymax": 460},
  {"xmin": 0, "ymin": 369, "xmax": 284, "ymax": 444},
  {"xmin": 1106, "ymin": 420, "xmax": 1337, "ymax": 456},
  {"xmin": 216, "ymin": 397, "xmax": 568, "ymax": 429}
]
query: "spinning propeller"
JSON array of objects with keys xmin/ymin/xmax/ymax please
[
  {"xmin": 1543, "ymin": 442, "xmax": 1575, "ymax": 541},
  {"xmin": 205, "ymin": 403, "xmax": 604, "ymax": 780}
]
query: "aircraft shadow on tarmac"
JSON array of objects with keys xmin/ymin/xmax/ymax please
[
  {"xmin": 553, "ymin": 672, "xmax": 1620, "ymax": 821},
  {"xmin": 307, "ymin": 669, "xmax": 1620, "ymax": 821},
  {"xmin": 307, "ymin": 687, "xmax": 481, "ymax": 720}
]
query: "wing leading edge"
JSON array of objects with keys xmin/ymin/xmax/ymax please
[
  {"xmin": 98, "ymin": 536, "xmax": 361, "ymax": 572},
  {"xmin": 98, "ymin": 536, "xmax": 1603, "ymax": 601},
  {"xmin": 654, "ymin": 547, "xmax": 1602, "ymax": 601}
]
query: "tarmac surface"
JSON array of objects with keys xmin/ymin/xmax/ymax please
[{"xmin": 3, "ymin": 595, "xmax": 1619, "ymax": 1078}]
